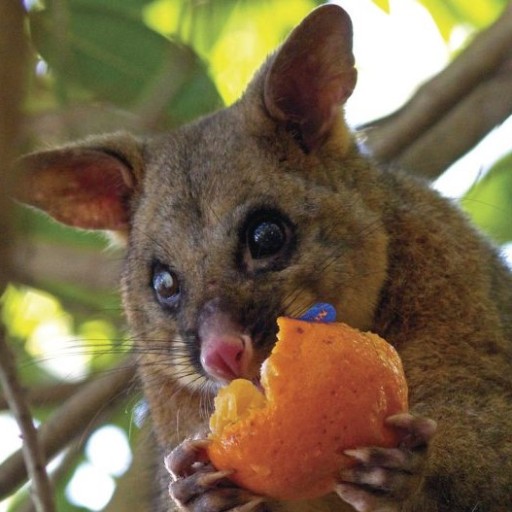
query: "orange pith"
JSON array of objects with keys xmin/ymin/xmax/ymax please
[{"xmin": 207, "ymin": 317, "xmax": 408, "ymax": 501}]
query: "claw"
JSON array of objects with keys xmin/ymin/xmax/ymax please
[
  {"xmin": 169, "ymin": 468, "xmax": 233, "ymax": 504},
  {"xmin": 341, "ymin": 465, "xmax": 407, "ymax": 493},
  {"xmin": 166, "ymin": 437, "xmax": 267, "ymax": 512},
  {"xmin": 386, "ymin": 413, "xmax": 437, "ymax": 449},
  {"xmin": 232, "ymin": 497, "xmax": 266, "ymax": 512},
  {"xmin": 165, "ymin": 438, "xmax": 211, "ymax": 479},
  {"xmin": 200, "ymin": 469, "xmax": 235, "ymax": 485},
  {"xmin": 337, "ymin": 413, "xmax": 436, "ymax": 511},
  {"xmin": 335, "ymin": 483, "xmax": 396, "ymax": 512},
  {"xmin": 189, "ymin": 487, "xmax": 263, "ymax": 512},
  {"xmin": 344, "ymin": 447, "xmax": 411, "ymax": 472}
]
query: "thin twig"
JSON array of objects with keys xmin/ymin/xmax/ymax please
[
  {"xmin": 15, "ymin": 444, "xmax": 80, "ymax": 512},
  {"xmin": 0, "ymin": 358, "xmax": 137, "ymax": 499},
  {"xmin": 16, "ymin": 421, "xmax": 106, "ymax": 512},
  {"xmin": 0, "ymin": 326, "xmax": 56, "ymax": 512},
  {"xmin": 0, "ymin": 381, "xmax": 89, "ymax": 411}
]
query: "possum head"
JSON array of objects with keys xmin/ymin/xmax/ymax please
[{"xmin": 15, "ymin": 5, "xmax": 388, "ymax": 396}]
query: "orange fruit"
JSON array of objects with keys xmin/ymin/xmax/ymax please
[{"xmin": 207, "ymin": 317, "xmax": 408, "ymax": 501}]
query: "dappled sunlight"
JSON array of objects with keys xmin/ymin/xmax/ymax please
[
  {"xmin": 144, "ymin": 0, "xmax": 318, "ymax": 105},
  {"xmin": 28, "ymin": 316, "xmax": 89, "ymax": 381},
  {"xmin": 66, "ymin": 425, "xmax": 132, "ymax": 510},
  {"xmin": 208, "ymin": 0, "xmax": 316, "ymax": 104},
  {"xmin": 66, "ymin": 463, "xmax": 115, "ymax": 511},
  {"xmin": 2, "ymin": 286, "xmax": 122, "ymax": 382},
  {"xmin": 502, "ymin": 242, "xmax": 512, "ymax": 269},
  {"xmin": 2, "ymin": 286, "xmax": 63, "ymax": 342},
  {"xmin": 339, "ymin": 0, "xmax": 450, "ymax": 125}
]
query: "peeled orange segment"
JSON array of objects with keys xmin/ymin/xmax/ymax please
[
  {"xmin": 209, "ymin": 379, "xmax": 266, "ymax": 434},
  {"xmin": 208, "ymin": 317, "xmax": 408, "ymax": 501}
]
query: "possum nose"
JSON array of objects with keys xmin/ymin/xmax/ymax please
[
  {"xmin": 198, "ymin": 302, "xmax": 255, "ymax": 382},
  {"xmin": 200, "ymin": 334, "xmax": 252, "ymax": 382}
]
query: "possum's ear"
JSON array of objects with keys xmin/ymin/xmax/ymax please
[
  {"xmin": 263, "ymin": 4, "xmax": 357, "ymax": 152},
  {"xmin": 14, "ymin": 132, "xmax": 143, "ymax": 235}
]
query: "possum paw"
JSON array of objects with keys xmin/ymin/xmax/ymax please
[
  {"xmin": 165, "ymin": 438, "xmax": 266, "ymax": 512},
  {"xmin": 336, "ymin": 413, "xmax": 437, "ymax": 512}
]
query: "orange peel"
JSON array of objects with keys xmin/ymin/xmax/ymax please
[{"xmin": 207, "ymin": 317, "xmax": 408, "ymax": 501}]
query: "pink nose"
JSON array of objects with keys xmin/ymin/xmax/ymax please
[
  {"xmin": 198, "ymin": 307, "xmax": 255, "ymax": 383},
  {"xmin": 200, "ymin": 334, "xmax": 248, "ymax": 381}
]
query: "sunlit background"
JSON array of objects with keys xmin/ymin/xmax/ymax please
[{"xmin": 2, "ymin": 0, "xmax": 511, "ymax": 510}]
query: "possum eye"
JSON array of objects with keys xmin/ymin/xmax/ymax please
[
  {"xmin": 152, "ymin": 263, "xmax": 180, "ymax": 308},
  {"xmin": 243, "ymin": 210, "xmax": 294, "ymax": 264},
  {"xmin": 248, "ymin": 219, "xmax": 286, "ymax": 259}
]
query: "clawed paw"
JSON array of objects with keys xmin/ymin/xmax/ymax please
[
  {"xmin": 165, "ymin": 438, "xmax": 265, "ymax": 512},
  {"xmin": 336, "ymin": 413, "xmax": 437, "ymax": 512}
]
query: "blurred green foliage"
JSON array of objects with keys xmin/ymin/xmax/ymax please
[
  {"xmin": 2, "ymin": 0, "xmax": 511, "ymax": 511},
  {"xmin": 29, "ymin": 0, "xmax": 222, "ymax": 124},
  {"xmin": 418, "ymin": 0, "xmax": 505, "ymax": 39},
  {"xmin": 462, "ymin": 153, "xmax": 512, "ymax": 244}
]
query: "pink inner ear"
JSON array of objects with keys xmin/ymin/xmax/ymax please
[
  {"xmin": 264, "ymin": 5, "xmax": 357, "ymax": 152},
  {"xmin": 64, "ymin": 154, "xmax": 133, "ymax": 230},
  {"xmin": 21, "ymin": 149, "xmax": 135, "ymax": 231}
]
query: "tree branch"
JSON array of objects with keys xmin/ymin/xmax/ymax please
[
  {"xmin": 364, "ymin": 4, "xmax": 512, "ymax": 178},
  {"xmin": 11, "ymin": 238, "xmax": 122, "ymax": 292},
  {"xmin": 0, "ymin": 0, "xmax": 52, "ymax": 509},
  {"xmin": 0, "ymin": 327, "xmax": 55, "ymax": 512},
  {"xmin": 0, "ymin": 381, "xmax": 89, "ymax": 411},
  {"xmin": 16, "ymin": 428, "xmax": 102, "ymax": 512},
  {"xmin": 392, "ymin": 59, "xmax": 512, "ymax": 179},
  {"xmin": 0, "ymin": 0, "xmax": 25, "ymax": 294},
  {"xmin": 0, "ymin": 358, "xmax": 137, "ymax": 499}
]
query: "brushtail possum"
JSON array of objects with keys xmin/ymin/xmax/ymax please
[{"xmin": 15, "ymin": 4, "xmax": 512, "ymax": 512}]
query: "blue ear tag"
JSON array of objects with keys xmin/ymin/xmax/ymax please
[{"xmin": 299, "ymin": 303, "xmax": 337, "ymax": 323}]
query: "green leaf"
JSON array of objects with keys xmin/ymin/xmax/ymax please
[
  {"xmin": 461, "ymin": 152, "xmax": 512, "ymax": 244},
  {"xmin": 29, "ymin": 1, "xmax": 221, "ymax": 124},
  {"xmin": 144, "ymin": 0, "xmax": 239, "ymax": 56},
  {"xmin": 30, "ymin": 5, "xmax": 167, "ymax": 104},
  {"xmin": 416, "ymin": 1, "xmax": 459, "ymax": 41},
  {"xmin": 372, "ymin": 0, "xmax": 391, "ymax": 14},
  {"xmin": 207, "ymin": 0, "xmax": 321, "ymax": 104},
  {"xmin": 445, "ymin": 0, "xmax": 506, "ymax": 28},
  {"xmin": 417, "ymin": 0, "xmax": 506, "ymax": 40}
]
